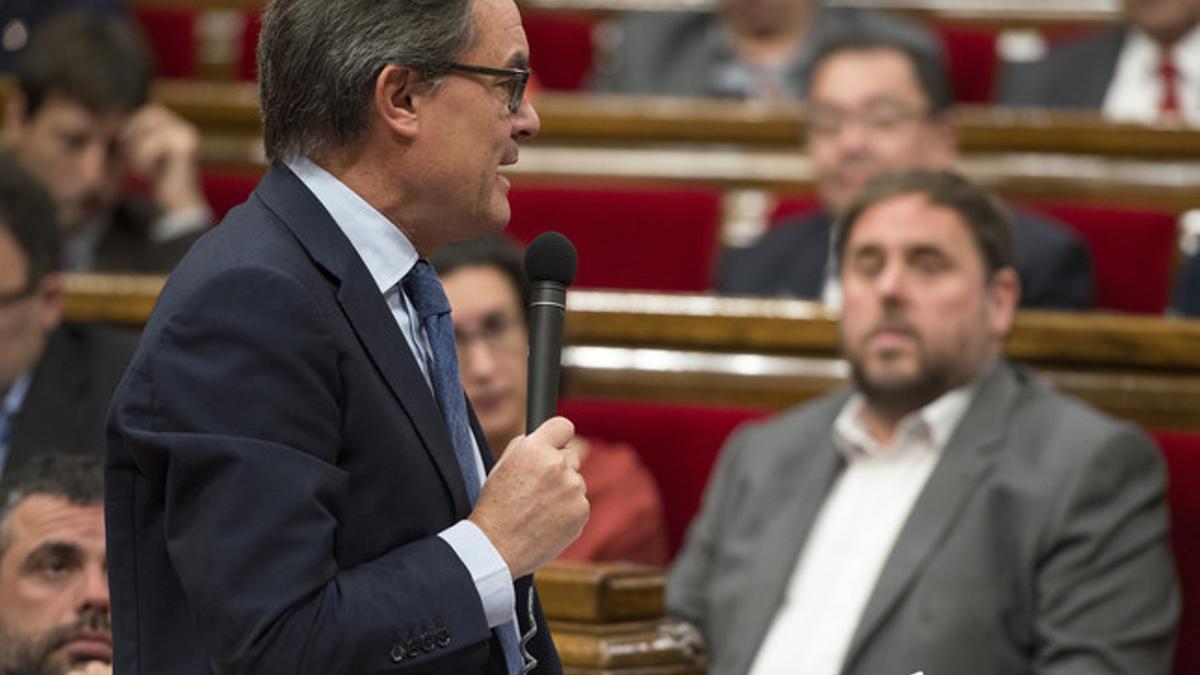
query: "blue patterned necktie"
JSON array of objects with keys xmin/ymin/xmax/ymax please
[
  {"xmin": 402, "ymin": 260, "xmax": 525, "ymax": 673},
  {"xmin": 402, "ymin": 260, "xmax": 482, "ymax": 503}
]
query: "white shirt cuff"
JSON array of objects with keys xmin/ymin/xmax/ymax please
[{"xmin": 438, "ymin": 520, "xmax": 514, "ymax": 628}]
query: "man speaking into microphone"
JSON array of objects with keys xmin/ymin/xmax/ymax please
[{"xmin": 103, "ymin": 0, "xmax": 588, "ymax": 672}]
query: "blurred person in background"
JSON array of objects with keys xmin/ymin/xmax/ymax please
[
  {"xmin": 433, "ymin": 234, "xmax": 669, "ymax": 566},
  {"xmin": 1001, "ymin": 0, "xmax": 1200, "ymax": 124},
  {"xmin": 0, "ymin": 152, "xmax": 134, "ymax": 480},
  {"xmin": 5, "ymin": 12, "xmax": 211, "ymax": 273},
  {"xmin": 0, "ymin": 454, "xmax": 110, "ymax": 675},
  {"xmin": 672, "ymin": 169, "xmax": 1178, "ymax": 675},
  {"xmin": 0, "ymin": 0, "xmax": 124, "ymax": 72},
  {"xmin": 590, "ymin": 0, "xmax": 935, "ymax": 100},
  {"xmin": 717, "ymin": 32, "xmax": 1094, "ymax": 310}
]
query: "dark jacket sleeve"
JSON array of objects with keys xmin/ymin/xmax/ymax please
[{"xmin": 108, "ymin": 264, "xmax": 494, "ymax": 674}]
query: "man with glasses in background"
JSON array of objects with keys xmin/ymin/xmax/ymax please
[
  {"xmin": 433, "ymin": 234, "xmax": 669, "ymax": 567},
  {"xmin": 0, "ymin": 152, "xmax": 133, "ymax": 480},
  {"xmin": 105, "ymin": 0, "xmax": 588, "ymax": 672},
  {"xmin": 717, "ymin": 32, "xmax": 1094, "ymax": 311}
]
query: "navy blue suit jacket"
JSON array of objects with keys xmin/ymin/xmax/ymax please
[
  {"xmin": 717, "ymin": 207, "xmax": 1094, "ymax": 310},
  {"xmin": 105, "ymin": 165, "xmax": 560, "ymax": 674},
  {"xmin": 1175, "ymin": 253, "xmax": 1200, "ymax": 317}
]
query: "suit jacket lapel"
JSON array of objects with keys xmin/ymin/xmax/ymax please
[
  {"xmin": 842, "ymin": 362, "xmax": 1021, "ymax": 670},
  {"xmin": 254, "ymin": 164, "xmax": 472, "ymax": 516},
  {"xmin": 731, "ymin": 427, "xmax": 845, "ymax": 673}
]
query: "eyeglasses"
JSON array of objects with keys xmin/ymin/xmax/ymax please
[
  {"xmin": 454, "ymin": 311, "xmax": 525, "ymax": 358},
  {"xmin": 807, "ymin": 102, "xmax": 929, "ymax": 138},
  {"xmin": 447, "ymin": 63, "xmax": 531, "ymax": 114}
]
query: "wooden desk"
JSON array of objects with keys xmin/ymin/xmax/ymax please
[{"xmin": 64, "ymin": 277, "xmax": 1200, "ymax": 432}]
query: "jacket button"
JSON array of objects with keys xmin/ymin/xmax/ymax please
[
  {"xmin": 421, "ymin": 633, "xmax": 437, "ymax": 653},
  {"xmin": 406, "ymin": 638, "xmax": 422, "ymax": 659},
  {"xmin": 436, "ymin": 627, "xmax": 451, "ymax": 648},
  {"xmin": 389, "ymin": 643, "xmax": 405, "ymax": 663}
]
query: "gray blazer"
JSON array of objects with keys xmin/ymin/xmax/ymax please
[{"xmin": 667, "ymin": 361, "xmax": 1178, "ymax": 675}]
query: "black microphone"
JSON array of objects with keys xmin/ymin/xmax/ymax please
[{"xmin": 524, "ymin": 232, "xmax": 577, "ymax": 433}]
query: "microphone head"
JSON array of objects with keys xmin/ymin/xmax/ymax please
[{"xmin": 524, "ymin": 231, "xmax": 577, "ymax": 287}]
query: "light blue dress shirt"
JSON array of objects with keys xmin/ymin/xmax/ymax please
[
  {"xmin": 0, "ymin": 371, "xmax": 33, "ymax": 479},
  {"xmin": 287, "ymin": 158, "xmax": 516, "ymax": 630}
]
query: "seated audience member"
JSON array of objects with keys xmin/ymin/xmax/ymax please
[
  {"xmin": 432, "ymin": 235, "xmax": 669, "ymax": 566},
  {"xmin": 1176, "ymin": 253, "xmax": 1200, "ymax": 315},
  {"xmin": 5, "ymin": 12, "xmax": 210, "ymax": 273},
  {"xmin": 718, "ymin": 33, "xmax": 1094, "ymax": 310},
  {"xmin": 670, "ymin": 170, "xmax": 1179, "ymax": 675},
  {"xmin": 0, "ymin": 152, "xmax": 135, "ymax": 479},
  {"xmin": 0, "ymin": 454, "xmax": 110, "ymax": 675},
  {"xmin": 0, "ymin": 0, "xmax": 124, "ymax": 72},
  {"xmin": 1001, "ymin": 0, "xmax": 1198, "ymax": 124},
  {"xmin": 590, "ymin": 0, "xmax": 935, "ymax": 100}
]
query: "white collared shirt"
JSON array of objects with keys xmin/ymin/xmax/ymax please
[
  {"xmin": 747, "ymin": 383, "xmax": 975, "ymax": 675},
  {"xmin": 286, "ymin": 157, "xmax": 515, "ymax": 630},
  {"xmin": 1104, "ymin": 25, "xmax": 1200, "ymax": 124}
]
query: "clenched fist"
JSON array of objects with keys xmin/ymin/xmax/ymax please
[{"xmin": 469, "ymin": 417, "xmax": 589, "ymax": 578}]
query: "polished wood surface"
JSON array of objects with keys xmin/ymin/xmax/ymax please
[
  {"xmin": 537, "ymin": 562, "xmax": 708, "ymax": 673},
  {"xmin": 138, "ymin": 82, "xmax": 1200, "ymax": 161},
  {"xmin": 123, "ymin": 82, "xmax": 1200, "ymax": 210},
  {"xmin": 63, "ymin": 278, "xmax": 1200, "ymax": 431}
]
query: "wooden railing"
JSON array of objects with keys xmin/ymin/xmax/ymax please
[
  {"xmin": 127, "ymin": 83, "xmax": 1200, "ymax": 211},
  {"xmin": 64, "ymin": 276, "xmax": 1200, "ymax": 432}
]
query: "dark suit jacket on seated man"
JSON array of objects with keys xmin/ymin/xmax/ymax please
[
  {"xmin": 104, "ymin": 0, "xmax": 588, "ymax": 672},
  {"xmin": 670, "ymin": 169, "xmax": 1178, "ymax": 675},
  {"xmin": 999, "ymin": 0, "xmax": 1199, "ymax": 125},
  {"xmin": 0, "ymin": 151, "xmax": 134, "ymax": 480},
  {"xmin": 716, "ymin": 32, "xmax": 1094, "ymax": 310}
]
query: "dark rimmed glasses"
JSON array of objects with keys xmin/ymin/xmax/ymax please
[{"xmin": 447, "ymin": 63, "xmax": 531, "ymax": 114}]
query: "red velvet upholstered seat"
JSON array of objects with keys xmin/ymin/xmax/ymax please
[
  {"xmin": 1151, "ymin": 430, "xmax": 1200, "ymax": 675},
  {"xmin": 506, "ymin": 185, "xmax": 724, "ymax": 292}
]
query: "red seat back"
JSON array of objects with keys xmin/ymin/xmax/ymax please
[
  {"xmin": 506, "ymin": 185, "xmax": 723, "ymax": 291},
  {"xmin": 202, "ymin": 171, "xmax": 262, "ymax": 221},
  {"xmin": 524, "ymin": 13, "xmax": 598, "ymax": 91},
  {"xmin": 1023, "ymin": 202, "xmax": 1179, "ymax": 314},
  {"xmin": 1151, "ymin": 430, "xmax": 1200, "ymax": 675},
  {"xmin": 134, "ymin": 8, "xmax": 198, "ymax": 78},
  {"xmin": 561, "ymin": 398, "xmax": 770, "ymax": 558},
  {"xmin": 937, "ymin": 24, "xmax": 1000, "ymax": 104}
]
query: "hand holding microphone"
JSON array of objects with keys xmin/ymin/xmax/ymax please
[{"xmin": 469, "ymin": 233, "xmax": 588, "ymax": 579}]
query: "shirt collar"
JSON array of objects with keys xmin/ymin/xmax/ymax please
[
  {"xmin": 1, "ymin": 371, "xmax": 33, "ymax": 424},
  {"xmin": 1124, "ymin": 24, "xmax": 1200, "ymax": 76},
  {"xmin": 287, "ymin": 156, "xmax": 419, "ymax": 293},
  {"xmin": 832, "ymin": 375, "xmax": 976, "ymax": 460}
]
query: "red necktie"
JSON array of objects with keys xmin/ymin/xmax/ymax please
[{"xmin": 1158, "ymin": 50, "xmax": 1181, "ymax": 117}]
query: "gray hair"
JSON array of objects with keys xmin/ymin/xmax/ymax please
[
  {"xmin": 257, "ymin": 0, "xmax": 475, "ymax": 163},
  {"xmin": 0, "ymin": 454, "xmax": 104, "ymax": 557}
]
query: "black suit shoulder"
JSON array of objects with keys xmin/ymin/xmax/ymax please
[
  {"xmin": 1009, "ymin": 207, "xmax": 1095, "ymax": 310},
  {"xmin": 716, "ymin": 210, "xmax": 833, "ymax": 297},
  {"xmin": 93, "ymin": 197, "xmax": 208, "ymax": 275},
  {"xmin": 8, "ymin": 322, "xmax": 137, "ymax": 472}
]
